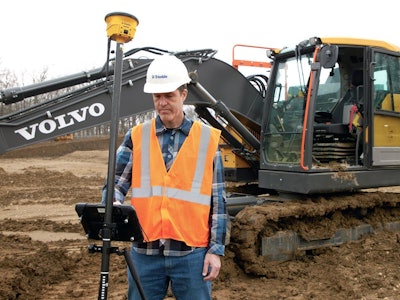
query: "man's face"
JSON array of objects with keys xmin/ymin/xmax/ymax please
[{"xmin": 152, "ymin": 88, "xmax": 187, "ymax": 128}]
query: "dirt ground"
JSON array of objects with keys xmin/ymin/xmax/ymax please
[{"xmin": 1, "ymin": 136, "xmax": 400, "ymax": 300}]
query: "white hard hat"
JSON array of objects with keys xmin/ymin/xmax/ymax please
[{"xmin": 143, "ymin": 54, "xmax": 191, "ymax": 93}]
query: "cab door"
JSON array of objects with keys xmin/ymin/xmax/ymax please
[{"xmin": 371, "ymin": 51, "xmax": 400, "ymax": 165}]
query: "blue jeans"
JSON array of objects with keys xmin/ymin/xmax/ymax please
[{"xmin": 127, "ymin": 247, "xmax": 211, "ymax": 300}]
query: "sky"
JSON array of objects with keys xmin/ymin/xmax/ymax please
[{"xmin": 1, "ymin": 0, "xmax": 399, "ymax": 84}]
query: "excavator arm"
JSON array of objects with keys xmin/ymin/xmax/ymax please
[{"xmin": 0, "ymin": 48, "xmax": 264, "ymax": 162}]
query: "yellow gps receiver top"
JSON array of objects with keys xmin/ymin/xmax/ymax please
[{"xmin": 105, "ymin": 12, "xmax": 139, "ymax": 43}]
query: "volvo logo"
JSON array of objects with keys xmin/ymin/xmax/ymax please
[{"xmin": 14, "ymin": 103, "xmax": 105, "ymax": 140}]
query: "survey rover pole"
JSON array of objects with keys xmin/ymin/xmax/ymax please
[{"xmin": 101, "ymin": 12, "xmax": 139, "ymax": 300}]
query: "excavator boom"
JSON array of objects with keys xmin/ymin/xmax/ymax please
[{"xmin": 0, "ymin": 48, "xmax": 263, "ymax": 163}]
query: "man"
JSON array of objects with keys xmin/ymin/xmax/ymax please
[{"xmin": 102, "ymin": 54, "xmax": 230, "ymax": 300}]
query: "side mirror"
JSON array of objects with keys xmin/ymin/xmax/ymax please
[{"xmin": 318, "ymin": 45, "xmax": 338, "ymax": 69}]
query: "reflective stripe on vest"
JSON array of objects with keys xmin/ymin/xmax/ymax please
[{"xmin": 130, "ymin": 119, "xmax": 221, "ymax": 246}]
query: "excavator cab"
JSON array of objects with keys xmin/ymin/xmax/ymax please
[{"xmin": 260, "ymin": 37, "xmax": 400, "ymax": 194}]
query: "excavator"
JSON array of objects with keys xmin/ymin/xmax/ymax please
[{"xmin": 1, "ymin": 37, "xmax": 400, "ymax": 275}]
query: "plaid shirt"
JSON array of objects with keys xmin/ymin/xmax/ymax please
[{"xmin": 102, "ymin": 115, "xmax": 230, "ymax": 256}]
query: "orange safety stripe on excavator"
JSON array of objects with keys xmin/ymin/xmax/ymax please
[{"xmin": 300, "ymin": 46, "xmax": 321, "ymax": 171}]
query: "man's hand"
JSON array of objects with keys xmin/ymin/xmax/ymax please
[{"xmin": 202, "ymin": 253, "xmax": 221, "ymax": 281}]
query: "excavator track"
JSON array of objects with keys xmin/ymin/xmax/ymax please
[{"xmin": 229, "ymin": 189, "xmax": 400, "ymax": 276}]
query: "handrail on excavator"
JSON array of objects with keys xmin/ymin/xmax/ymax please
[{"xmin": 232, "ymin": 44, "xmax": 274, "ymax": 70}]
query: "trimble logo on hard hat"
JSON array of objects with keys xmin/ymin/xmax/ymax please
[{"xmin": 152, "ymin": 74, "xmax": 168, "ymax": 79}]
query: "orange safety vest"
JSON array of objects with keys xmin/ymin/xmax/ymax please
[{"xmin": 130, "ymin": 119, "xmax": 221, "ymax": 247}]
